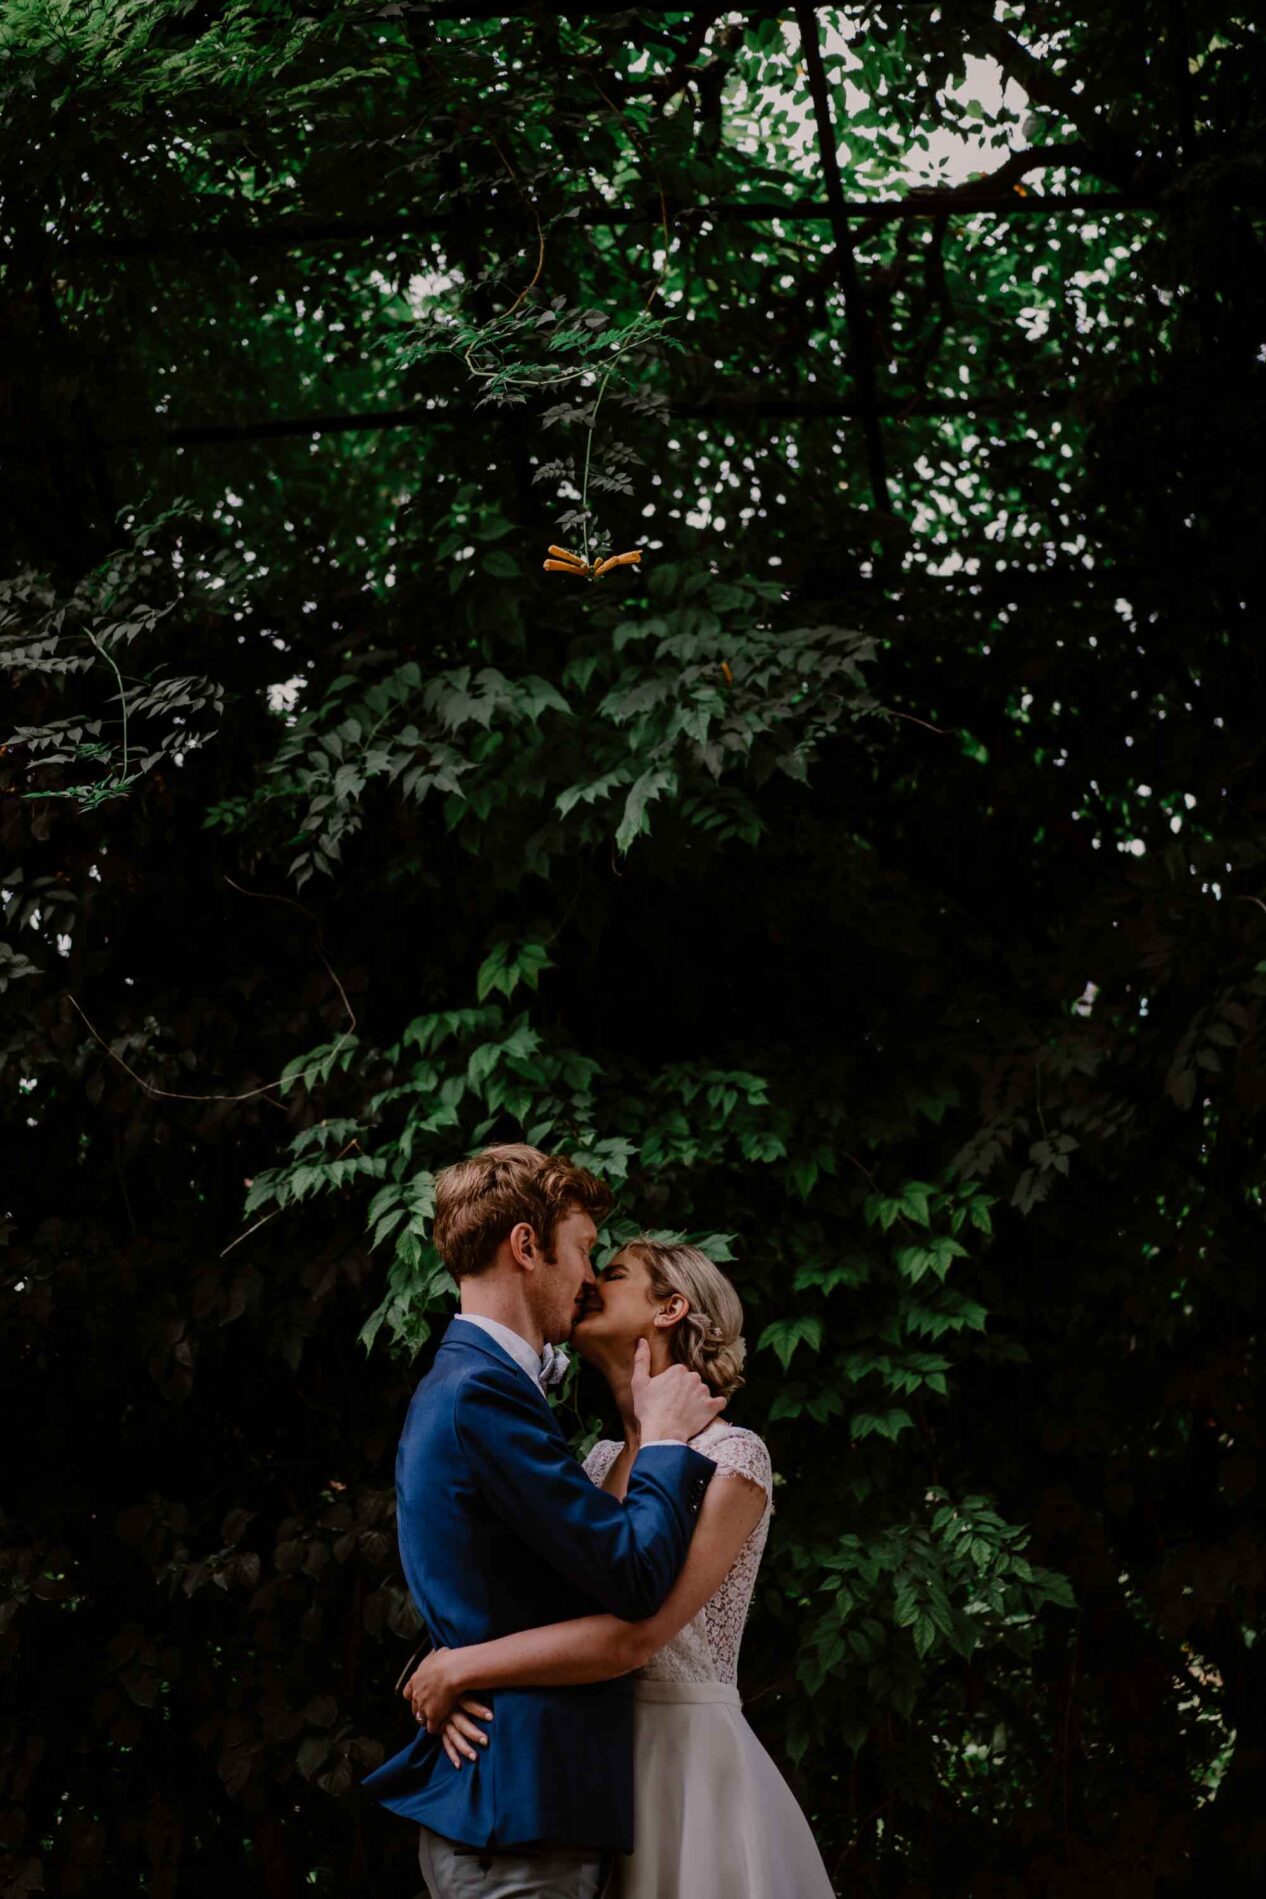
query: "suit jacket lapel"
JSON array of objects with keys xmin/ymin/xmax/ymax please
[{"xmin": 441, "ymin": 1316, "xmax": 557, "ymax": 1422}]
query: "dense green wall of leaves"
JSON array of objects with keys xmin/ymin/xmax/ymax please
[{"xmin": 2, "ymin": 4, "xmax": 1262, "ymax": 1895}]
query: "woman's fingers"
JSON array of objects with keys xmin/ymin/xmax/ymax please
[
  {"xmin": 438, "ymin": 1694, "xmax": 492, "ymax": 1767},
  {"xmin": 448, "ymin": 1710, "xmax": 490, "ymax": 1748},
  {"xmin": 441, "ymin": 1717, "xmax": 480, "ymax": 1763},
  {"xmin": 441, "ymin": 1722, "xmax": 474, "ymax": 1765}
]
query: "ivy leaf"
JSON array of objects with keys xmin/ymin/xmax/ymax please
[
  {"xmin": 615, "ymin": 767, "xmax": 676, "ymax": 852},
  {"xmin": 757, "ymin": 1315, "xmax": 825, "ymax": 1370}
]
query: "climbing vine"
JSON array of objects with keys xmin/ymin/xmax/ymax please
[{"xmin": 1, "ymin": 5, "xmax": 1261, "ymax": 1896}]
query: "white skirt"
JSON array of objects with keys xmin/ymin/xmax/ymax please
[{"xmin": 616, "ymin": 1680, "xmax": 836, "ymax": 1899}]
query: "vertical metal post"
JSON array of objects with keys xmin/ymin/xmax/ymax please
[{"xmin": 795, "ymin": 5, "xmax": 893, "ymax": 513}]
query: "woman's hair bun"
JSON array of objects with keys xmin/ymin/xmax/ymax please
[{"xmin": 626, "ymin": 1237, "xmax": 747, "ymax": 1399}]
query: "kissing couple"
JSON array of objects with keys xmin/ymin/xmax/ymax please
[{"xmin": 363, "ymin": 1143, "xmax": 834, "ymax": 1898}]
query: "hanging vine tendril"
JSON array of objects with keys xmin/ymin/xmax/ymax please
[{"xmin": 395, "ymin": 95, "xmax": 680, "ymax": 575}]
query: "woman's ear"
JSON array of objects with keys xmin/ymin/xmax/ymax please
[{"xmin": 653, "ymin": 1293, "xmax": 689, "ymax": 1329}]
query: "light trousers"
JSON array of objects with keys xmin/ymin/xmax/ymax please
[{"xmin": 417, "ymin": 1825, "xmax": 613, "ymax": 1899}]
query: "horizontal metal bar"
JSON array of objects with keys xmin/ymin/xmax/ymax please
[
  {"xmin": 334, "ymin": 1, "xmax": 941, "ymax": 18},
  {"xmin": 107, "ymin": 392, "xmax": 1062, "ymax": 448},
  {"xmin": 62, "ymin": 192, "xmax": 1163, "ymax": 262}
]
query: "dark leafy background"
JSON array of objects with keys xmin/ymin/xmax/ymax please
[{"xmin": 1, "ymin": 4, "xmax": 1262, "ymax": 1895}]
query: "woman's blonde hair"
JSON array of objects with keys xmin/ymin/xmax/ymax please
[{"xmin": 625, "ymin": 1237, "xmax": 747, "ymax": 1399}]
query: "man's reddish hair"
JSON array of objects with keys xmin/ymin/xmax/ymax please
[{"xmin": 431, "ymin": 1142, "xmax": 613, "ymax": 1279}]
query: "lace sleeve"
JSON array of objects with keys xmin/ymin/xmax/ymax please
[
  {"xmin": 710, "ymin": 1428, "xmax": 774, "ymax": 1510},
  {"xmin": 582, "ymin": 1437, "xmax": 621, "ymax": 1488}
]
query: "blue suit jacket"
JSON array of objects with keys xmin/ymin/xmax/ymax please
[{"xmin": 361, "ymin": 1317, "xmax": 714, "ymax": 1850}]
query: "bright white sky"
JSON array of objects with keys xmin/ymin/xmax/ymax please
[
  {"xmin": 403, "ymin": 17, "xmax": 1031, "ymax": 314},
  {"xmin": 838, "ymin": 54, "xmax": 1029, "ymax": 188},
  {"xmin": 760, "ymin": 15, "xmax": 1030, "ymax": 188}
]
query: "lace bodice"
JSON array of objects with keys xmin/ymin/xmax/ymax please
[{"xmin": 582, "ymin": 1422, "xmax": 774, "ymax": 1685}]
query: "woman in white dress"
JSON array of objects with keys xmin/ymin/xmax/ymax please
[{"xmin": 404, "ymin": 1237, "xmax": 835, "ymax": 1899}]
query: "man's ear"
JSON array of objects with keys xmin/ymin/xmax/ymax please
[{"xmin": 509, "ymin": 1221, "xmax": 539, "ymax": 1270}]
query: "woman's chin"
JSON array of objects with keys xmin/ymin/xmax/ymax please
[{"xmin": 569, "ymin": 1317, "xmax": 623, "ymax": 1361}]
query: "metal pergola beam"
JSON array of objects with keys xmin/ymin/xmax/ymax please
[
  {"xmin": 331, "ymin": 1, "xmax": 942, "ymax": 18},
  {"xmin": 63, "ymin": 192, "xmax": 1163, "ymax": 262},
  {"xmin": 106, "ymin": 393, "xmax": 1059, "ymax": 450}
]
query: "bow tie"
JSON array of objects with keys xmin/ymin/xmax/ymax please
[{"xmin": 539, "ymin": 1343, "xmax": 570, "ymax": 1389}]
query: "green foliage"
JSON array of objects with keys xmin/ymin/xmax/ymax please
[
  {"xmin": 793, "ymin": 1489, "xmax": 1076, "ymax": 1707},
  {"xmin": 396, "ymin": 299, "xmax": 682, "ymax": 403},
  {"xmin": 2, "ymin": 3, "xmax": 1262, "ymax": 1895},
  {"xmin": 0, "ymin": 507, "xmax": 228, "ymax": 806}
]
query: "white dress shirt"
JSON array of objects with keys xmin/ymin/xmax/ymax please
[
  {"xmin": 455, "ymin": 1313, "xmax": 683, "ymax": 1445},
  {"xmin": 458, "ymin": 1313, "xmax": 553, "ymax": 1393}
]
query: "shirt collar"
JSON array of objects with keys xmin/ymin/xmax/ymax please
[{"xmin": 457, "ymin": 1313, "xmax": 547, "ymax": 1393}]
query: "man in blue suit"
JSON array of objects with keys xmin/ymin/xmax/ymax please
[{"xmin": 362, "ymin": 1143, "xmax": 723, "ymax": 1898}]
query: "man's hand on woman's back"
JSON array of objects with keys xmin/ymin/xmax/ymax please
[{"xmin": 630, "ymin": 1337, "xmax": 726, "ymax": 1444}]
